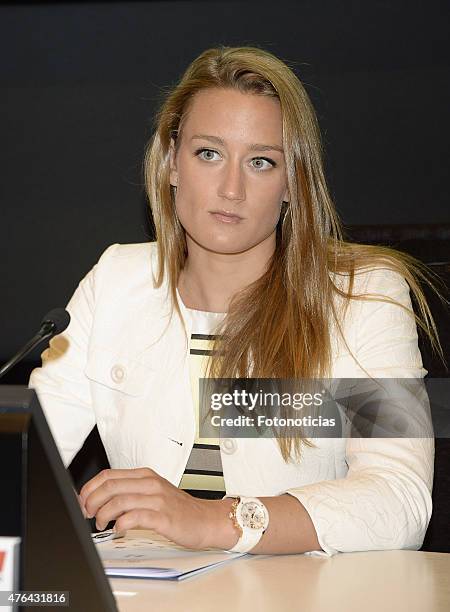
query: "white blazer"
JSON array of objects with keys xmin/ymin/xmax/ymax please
[{"xmin": 29, "ymin": 243, "xmax": 434, "ymax": 557}]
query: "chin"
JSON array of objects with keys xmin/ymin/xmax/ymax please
[
  {"xmin": 189, "ymin": 234, "xmax": 250, "ymax": 255},
  {"xmin": 209, "ymin": 240, "xmax": 258, "ymax": 255}
]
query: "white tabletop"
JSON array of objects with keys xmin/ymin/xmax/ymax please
[{"xmin": 110, "ymin": 544, "xmax": 450, "ymax": 612}]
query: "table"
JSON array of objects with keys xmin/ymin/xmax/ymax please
[{"xmin": 110, "ymin": 546, "xmax": 450, "ymax": 612}]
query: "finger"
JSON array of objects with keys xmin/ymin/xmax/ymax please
[
  {"xmin": 77, "ymin": 493, "xmax": 88, "ymax": 518},
  {"xmin": 72, "ymin": 487, "xmax": 87, "ymax": 518},
  {"xmin": 95, "ymin": 493, "xmax": 165, "ymax": 531},
  {"xmin": 85, "ymin": 476, "xmax": 162, "ymax": 520},
  {"xmin": 114, "ymin": 508, "xmax": 167, "ymax": 534},
  {"xmin": 79, "ymin": 467, "xmax": 155, "ymax": 507}
]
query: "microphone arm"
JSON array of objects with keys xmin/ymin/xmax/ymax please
[{"xmin": 0, "ymin": 310, "xmax": 70, "ymax": 380}]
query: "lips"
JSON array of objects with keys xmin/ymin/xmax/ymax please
[{"xmin": 210, "ymin": 210, "xmax": 243, "ymax": 224}]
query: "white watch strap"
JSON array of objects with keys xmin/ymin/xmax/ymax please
[
  {"xmin": 229, "ymin": 523, "xmax": 264, "ymax": 553},
  {"xmin": 227, "ymin": 496, "xmax": 269, "ymax": 553}
]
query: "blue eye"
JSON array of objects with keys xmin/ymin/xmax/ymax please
[
  {"xmin": 196, "ymin": 148, "xmax": 220, "ymax": 162},
  {"xmin": 251, "ymin": 158, "xmax": 274, "ymax": 172}
]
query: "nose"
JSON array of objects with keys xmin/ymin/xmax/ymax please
[{"xmin": 217, "ymin": 159, "xmax": 245, "ymax": 202}]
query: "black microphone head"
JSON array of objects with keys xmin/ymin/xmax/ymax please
[{"xmin": 41, "ymin": 308, "xmax": 71, "ymax": 335}]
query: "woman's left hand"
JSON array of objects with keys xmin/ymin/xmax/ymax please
[{"xmin": 78, "ymin": 467, "xmax": 237, "ymax": 550}]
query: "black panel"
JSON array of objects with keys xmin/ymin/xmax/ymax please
[{"xmin": 0, "ymin": 387, "xmax": 118, "ymax": 611}]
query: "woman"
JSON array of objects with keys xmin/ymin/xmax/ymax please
[{"xmin": 29, "ymin": 46, "xmax": 442, "ymax": 557}]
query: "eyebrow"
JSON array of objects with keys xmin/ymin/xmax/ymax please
[{"xmin": 191, "ymin": 134, "xmax": 284, "ymax": 154}]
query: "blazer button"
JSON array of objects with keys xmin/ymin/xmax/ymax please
[
  {"xmin": 220, "ymin": 438, "xmax": 237, "ymax": 454},
  {"xmin": 111, "ymin": 364, "xmax": 126, "ymax": 384}
]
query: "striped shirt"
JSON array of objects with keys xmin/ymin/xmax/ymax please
[{"xmin": 179, "ymin": 308, "xmax": 226, "ymax": 500}]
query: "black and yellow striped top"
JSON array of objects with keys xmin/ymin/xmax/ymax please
[{"xmin": 179, "ymin": 308, "xmax": 226, "ymax": 500}]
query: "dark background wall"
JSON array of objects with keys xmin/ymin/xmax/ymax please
[{"xmin": 1, "ymin": 0, "xmax": 449, "ymax": 365}]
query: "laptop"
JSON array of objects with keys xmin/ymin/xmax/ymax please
[{"xmin": 0, "ymin": 386, "xmax": 117, "ymax": 611}]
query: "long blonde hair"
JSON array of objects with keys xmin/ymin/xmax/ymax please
[{"xmin": 144, "ymin": 45, "xmax": 446, "ymax": 461}]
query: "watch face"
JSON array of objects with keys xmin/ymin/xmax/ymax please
[{"xmin": 240, "ymin": 501, "xmax": 268, "ymax": 530}]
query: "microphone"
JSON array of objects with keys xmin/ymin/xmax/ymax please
[{"xmin": 0, "ymin": 308, "xmax": 71, "ymax": 379}]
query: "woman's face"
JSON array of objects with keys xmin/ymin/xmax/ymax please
[{"xmin": 169, "ymin": 87, "xmax": 289, "ymax": 255}]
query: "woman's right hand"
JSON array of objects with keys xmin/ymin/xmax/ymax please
[{"xmin": 73, "ymin": 486, "xmax": 88, "ymax": 518}]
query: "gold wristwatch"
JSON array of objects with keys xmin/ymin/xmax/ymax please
[{"xmin": 228, "ymin": 496, "xmax": 269, "ymax": 553}]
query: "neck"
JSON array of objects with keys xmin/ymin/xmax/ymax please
[{"xmin": 178, "ymin": 234, "xmax": 275, "ymax": 313}]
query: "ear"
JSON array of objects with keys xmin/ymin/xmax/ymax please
[{"xmin": 169, "ymin": 137, "xmax": 178, "ymax": 187}]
